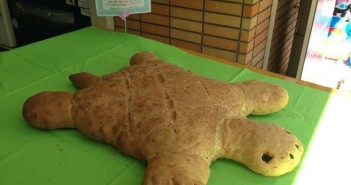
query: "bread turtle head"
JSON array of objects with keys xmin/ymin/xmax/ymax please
[{"xmin": 240, "ymin": 123, "xmax": 304, "ymax": 176}]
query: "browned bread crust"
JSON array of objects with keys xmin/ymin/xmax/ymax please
[{"xmin": 22, "ymin": 52, "xmax": 303, "ymax": 185}]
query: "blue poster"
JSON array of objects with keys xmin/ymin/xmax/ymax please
[{"xmin": 95, "ymin": 0, "xmax": 151, "ymax": 17}]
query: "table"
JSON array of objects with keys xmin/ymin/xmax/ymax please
[{"xmin": 0, "ymin": 27, "xmax": 350, "ymax": 185}]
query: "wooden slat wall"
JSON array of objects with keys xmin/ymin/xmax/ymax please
[
  {"xmin": 268, "ymin": 0, "xmax": 301, "ymax": 74},
  {"xmin": 115, "ymin": 0, "xmax": 274, "ymax": 69}
]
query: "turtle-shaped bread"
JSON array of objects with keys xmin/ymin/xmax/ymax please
[{"xmin": 22, "ymin": 52, "xmax": 303, "ymax": 185}]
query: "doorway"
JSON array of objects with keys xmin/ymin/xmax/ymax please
[
  {"xmin": 288, "ymin": 0, "xmax": 351, "ymax": 91},
  {"xmin": 302, "ymin": 0, "xmax": 351, "ymax": 91}
]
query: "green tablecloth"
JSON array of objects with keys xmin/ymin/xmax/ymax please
[{"xmin": 0, "ymin": 27, "xmax": 344, "ymax": 184}]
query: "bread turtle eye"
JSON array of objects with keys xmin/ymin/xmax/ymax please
[
  {"xmin": 295, "ymin": 144, "xmax": 300, "ymax": 149},
  {"xmin": 262, "ymin": 153, "xmax": 273, "ymax": 163},
  {"xmin": 290, "ymin": 153, "xmax": 294, "ymax": 159}
]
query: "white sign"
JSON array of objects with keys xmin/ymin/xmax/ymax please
[{"xmin": 96, "ymin": 0, "xmax": 151, "ymax": 17}]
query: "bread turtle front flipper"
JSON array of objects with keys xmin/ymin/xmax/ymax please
[{"xmin": 142, "ymin": 154, "xmax": 211, "ymax": 185}]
